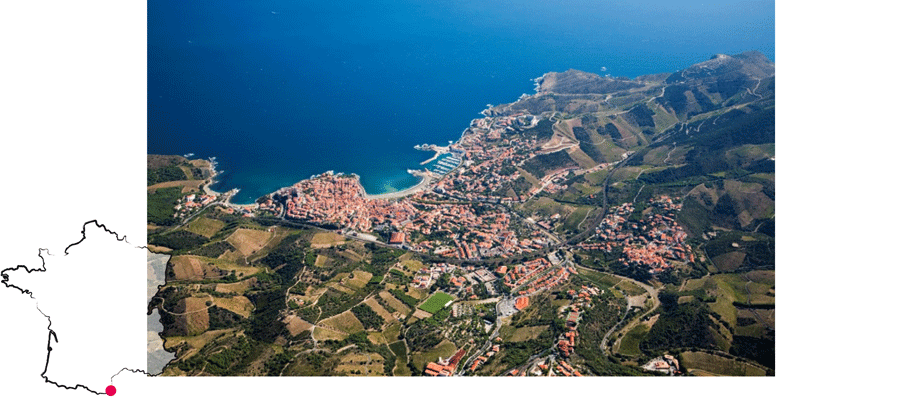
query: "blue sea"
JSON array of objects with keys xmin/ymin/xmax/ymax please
[{"xmin": 148, "ymin": 0, "xmax": 774, "ymax": 203}]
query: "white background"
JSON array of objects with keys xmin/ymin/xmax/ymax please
[{"xmin": 1, "ymin": 1, "xmax": 912, "ymax": 397}]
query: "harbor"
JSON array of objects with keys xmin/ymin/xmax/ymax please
[{"xmin": 428, "ymin": 153, "xmax": 462, "ymax": 177}]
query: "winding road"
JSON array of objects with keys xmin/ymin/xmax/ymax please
[{"xmin": 570, "ymin": 265, "xmax": 659, "ymax": 353}]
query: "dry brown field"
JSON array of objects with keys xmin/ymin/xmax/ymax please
[
  {"xmin": 318, "ymin": 311, "xmax": 365, "ymax": 334},
  {"xmin": 170, "ymin": 256, "xmax": 224, "ymax": 281},
  {"xmin": 313, "ymin": 326, "xmax": 348, "ymax": 341},
  {"xmin": 226, "ymin": 228, "xmax": 273, "ymax": 256},
  {"xmin": 506, "ymin": 325, "xmax": 549, "ymax": 342},
  {"xmin": 680, "ymin": 351, "xmax": 767, "ymax": 376},
  {"xmin": 214, "ymin": 278, "xmax": 256, "ymax": 294},
  {"xmin": 364, "ymin": 297, "xmax": 396, "ymax": 322},
  {"xmin": 212, "ymin": 296, "xmax": 254, "ymax": 318},
  {"xmin": 176, "ymin": 297, "xmax": 210, "ymax": 335},
  {"xmin": 284, "ymin": 315, "xmax": 314, "ymax": 337},
  {"xmin": 342, "ymin": 270, "xmax": 373, "ymax": 290},
  {"xmin": 405, "ymin": 288, "xmax": 427, "ymax": 301},
  {"xmin": 146, "ymin": 244, "xmax": 172, "ymax": 253},
  {"xmin": 378, "ymin": 291, "xmax": 411, "ymax": 316},
  {"xmin": 311, "ymin": 232, "xmax": 346, "ymax": 248},
  {"xmin": 314, "ymin": 254, "xmax": 328, "ymax": 267},
  {"xmin": 147, "ymin": 180, "xmax": 205, "ymax": 193}
]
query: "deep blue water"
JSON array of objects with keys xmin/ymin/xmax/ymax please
[{"xmin": 148, "ymin": 0, "xmax": 774, "ymax": 203}]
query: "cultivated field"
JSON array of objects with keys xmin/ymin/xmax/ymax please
[
  {"xmin": 712, "ymin": 251, "xmax": 747, "ymax": 272},
  {"xmin": 170, "ymin": 256, "xmax": 225, "ymax": 281},
  {"xmin": 618, "ymin": 323, "xmax": 650, "ymax": 356},
  {"xmin": 378, "ymin": 290, "xmax": 411, "ymax": 316},
  {"xmin": 226, "ymin": 228, "xmax": 273, "ymax": 256},
  {"xmin": 342, "ymin": 270, "xmax": 374, "ymax": 290},
  {"xmin": 617, "ymin": 280, "xmax": 648, "ymax": 296},
  {"xmin": 418, "ymin": 292, "xmax": 454, "ymax": 314},
  {"xmin": 561, "ymin": 205, "xmax": 596, "ymax": 232},
  {"xmin": 284, "ymin": 315, "xmax": 313, "ymax": 337},
  {"xmin": 147, "ymin": 179, "xmax": 205, "ymax": 193},
  {"xmin": 389, "ymin": 340, "xmax": 410, "ymax": 376},
  {"xmin": 311, "ymin": 232, "xmax": 346, "ymax": 248},
  {"xmin": 184, "ymin": 217, "xmax": 225, "ymax": 238},
  {"xmin": 405, "ymin": 288, "xmax": 428, "ymax": 301},
  {"xmin": 567, "ymin": 147, "xmax": 598, "ymax": 169},
  {"xmin": 505, "ymin": 325, "xmax": 549, "ymax": 342},
  {"xmin": 735, "ymin": 308, "xmax": 775, "ymax": 338},
  {"xmin": 335, "ymin": 352, "xmax": 385, "ymax": 376},
  {"xmin": 367, "ymin": 323, "xmax": 401, "ymax": 346},
  {"xmin": 329, "ymin": 283, "xmax": 355, "ymax": 295},
  {"xmin": 411, "ymin": 309, "xmax": 433, "ymax": 320},
  {"xmin": 338, "ymin": 249, "xmax": 364, "ymax": 263},
  {"xmin": 210, "ymin": 261, "xmax": 261, "ymax": 279},
  {"xmin": 411, "ymin": 340, "xmax": 457, "ymax": 371},
  {"xmin": 714, "ymin": 273, "xmax": 775, "ymax": 306},
  {"xmin": 367, "ymin": 332, "xmax": 386, "ymax": 346},
  {"xmin": 217, "ymin": 248, "xmax": 244, "ymax": 262},
  {"xmin": 680, "ymin": 351, "xmax": 767, "ymax": 376},
  {"xmin": 212, "ymin": 296, "xmax": 254, "ymax": 318},
  {"xmin": 400, "ymin": 260, "xmax": 425, "ymax": 273},
  {"xmin": 364, "ymin": 297, "xmax": 396, "ymax": 322},
  {"xmin": 521, "ymin": 197, "xmax": 573, "ymax": 219},
  {"xmin": 680, "ymin": 276, "xmax": 711, "ymax": 292},
  {"xmin": 578, "ymin": 268, "xmax": 646, "ymax": 296},
  {"xmin": 163, "ymin": 329, "xmax": 230, "ymax": 359},
  {"xmin": 312, "ymin": 326, "xmax": 348, "ymax": 341},
  {"xmin": 746, "ymin": 270, "xmax": 775, "ymax": 285},
  {"xmin": 608, "ymin": 166, "xmax": 649, "ymax": 183},
  {"xmin": 382, "ymin": 323, "xmax": 401, "ymax": 342},
  {"xmin": 177, "ymin": 297, "xmax": 210, "ymax": 335},
  {"xmin": 214, "ymin": 278, "xmax": 257, "ymax": 294},
  {"xmin": 584, "ymin": 168, "xmax": 609, "ymax": 185},
  {"xmin": 318, "ymin": 310, "xmax": 365, "ymax": 334},
  {"xmin": 314, "ymin": 254, "xmax": 328, "ymax": 267},
  {"xmin": 519, "ymin": 169, "xmax": 542, "ymax": 189}
]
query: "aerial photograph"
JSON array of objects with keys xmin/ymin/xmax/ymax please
[{"xmin": 147, "ymin": 0, "xmax": 774, "ymax": 377}]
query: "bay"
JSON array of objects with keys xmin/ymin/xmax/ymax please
[{"xmin": 148, "ymin": 0, "xmax": 774, "ymax": 203}]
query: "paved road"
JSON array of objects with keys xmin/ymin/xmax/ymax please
[
  {"xmin": 572, "ymin": 265, "xmax": 659, "ymax": 352},
  {"xmin": 457, "ymin": 298, "xmax": 509, "ymax": 375}
]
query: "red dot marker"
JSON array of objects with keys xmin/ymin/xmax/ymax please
[{"xmin": 106, "ymin": 385, "xmax": 116, "ymax": 396}]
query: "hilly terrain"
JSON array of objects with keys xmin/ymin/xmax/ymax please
[{"xmin": 147, "ymin": 51, "xmax": 775, "ymax": 376}]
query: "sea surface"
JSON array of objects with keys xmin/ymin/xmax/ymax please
[{"xmin": 148, "ymin": 0, "xmax": 774, "ymax": 203}]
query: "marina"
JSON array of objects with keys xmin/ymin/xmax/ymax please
[{"xmin": 427, "ymin": 153, "xmax": 462, "ymax": 177}]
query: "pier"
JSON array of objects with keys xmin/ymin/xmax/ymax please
[{"xmin": 417, "ymin": 143, "xmax": 452, "ymax": 165}]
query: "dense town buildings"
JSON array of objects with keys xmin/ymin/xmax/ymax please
[{"xmin": 579, "ymin": 196, "xmax": 694, "ymax": 274}]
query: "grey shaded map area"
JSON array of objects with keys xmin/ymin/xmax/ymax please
[{"xmin": 147, "ymin": 250, "xmax": 174, "ymax": 375}]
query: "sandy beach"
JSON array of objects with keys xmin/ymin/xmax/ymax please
[{"xmin": 363, "ymin": 172, "xmax": 435, "ymax": 200}]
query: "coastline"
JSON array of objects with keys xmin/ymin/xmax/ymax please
[
  {"xmin": 362, "ymin": 171, "xmax": 436, "ymax": 200},
  {"xmin": 201, "ymin": 157, "xmax": 226, "ymax": 197},
  {"xmin": 193, "ymin": 102, "xmax": 490, "ymax": 206}
]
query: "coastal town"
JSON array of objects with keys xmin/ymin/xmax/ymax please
[
  {"xmin": 151, "ymin": 110, "xmax": 704, "ymax": 378},
  {"xmin": 246, "ymin": 112, "xmax": 582, "ymax": 259},
  {"xmin": 147, "ymin": 50, "xmax": 776, "ymax": 378}
]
